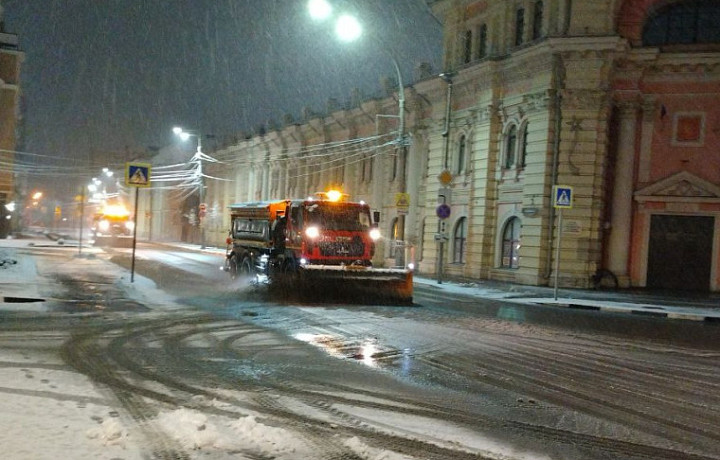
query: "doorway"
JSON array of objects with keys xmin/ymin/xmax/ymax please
[{"xmin": 646, "ymin": 215, "xmax": 714, "ymax": 291}]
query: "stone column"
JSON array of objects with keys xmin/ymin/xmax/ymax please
[{"xmin": 607, "ymin": 102, "xmax": 639, "ymax": 284}]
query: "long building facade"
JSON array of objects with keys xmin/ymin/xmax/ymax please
[
  {"xmin": 0, "ymin": 3, "xmax": 23, "ymax": 237},
  {"xmin": 153, "ymin": 0, "xmax": 720, "ymax": 291}
]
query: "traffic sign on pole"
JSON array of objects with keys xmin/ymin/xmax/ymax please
[
  {"xmin": 436, "ymin": 203, "xmax": 451, "ymax": 219},
  {"xmin": 126, "ymin": 162, "xmax": 151, "ymax": 188},
  {"xmin": 552, "ymin": 185, "xmax": 573, "ymax": 209}
]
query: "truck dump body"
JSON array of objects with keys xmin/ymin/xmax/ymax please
[{"xmin": 225, "ymin": 194, "xmax": 413, "ymax": 304}]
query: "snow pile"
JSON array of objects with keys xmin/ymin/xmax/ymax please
[
  {"xmin": 86, "ymin": 418, "xmax": 129, "ymax": 446},
  {"xmin": 156, "ymin": 408, "xmax": 313, "ymax": 458},
  {"xmin": 344, "ymin": 436, "xmax": 417, "ymax": 460},
  {"xmin": 156, "ymin": 409, "xmax": 221, "ymax": 450}
]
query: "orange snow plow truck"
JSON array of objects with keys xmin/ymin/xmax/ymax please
[{"xmin": 223, "ymin": 190, "xmax": 413, "ymax": 304}]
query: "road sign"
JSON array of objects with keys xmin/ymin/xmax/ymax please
[
  {"xmin": 436, "ymin": 203, "xmax": 451, "ymax": 219},
  {"xmin": 438, "ymin": 170, "xmax": 453, "ymax": 186},
  {"xmin": 126, "ymin": 162, "xmax": 151, "ymax": 187},
  {"xmin": 395, "ymin": 193, "xmax": 410, "ymax": 209},
  {"xmin": 552, "ymin": 185, "xmax": 573, "ymax": 209}
]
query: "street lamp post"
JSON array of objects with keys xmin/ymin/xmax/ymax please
[
  {"xmin": 308, "ymin": 0, "xmax": 409, "ymax": 267},
  {"xmin": 173, "ymin": 126, "xmax": 206, "ymax": 249}
]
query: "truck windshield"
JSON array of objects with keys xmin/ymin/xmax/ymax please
[{"xmin": 305, "ymin": 203, "xmax": 371, "ymax": 231}]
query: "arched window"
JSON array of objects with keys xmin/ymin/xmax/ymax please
[
  {"xmin": 456, "ymin": 134, "xmax": 466, "ymax": 174},
  {"xmin": 463, "ymin": 29, "xmax": 473, "ymax": 63},
  {"xmin": 418, "ymin": 218, "xmax": 426, "ymax": 261},
  {"xmin": 389, "ymin": 217, "xmax": 399, "ymax": 257},
  {"xmin": 519, "ymin": 124, "xmax": 528, "ymax": 168},
  {"xmin": 515, "ymin": 7, "xmax": 525, "ymax": 46},
  {"xmin": 643, "ymin": 1, "xmax": 720, "ymax": 47},
  {"xmin": 504, "ymin": 125, "xmax": 517, "ymax": 169},
  {"xmin": 453, "ymin": 217, "xmax": 467, "ymax": 263},
  {"xmin": 501, "ymin": 217, "xmax": 521, "ymax": 269},
  {"xmin": 478, "ymin": 24, "xmax": 488, "ymax": 58},
  {"xmin": 532, "ymin": 1, "xmax": 544, "ymax": 40},
  {"xmin": 392, "ymin": 151, "xmax": 398, "ymax": 181}
]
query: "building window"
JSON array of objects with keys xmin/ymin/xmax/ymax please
[
  {"xmin": 519, "ymin": 124, "xmax": 528, "ymax": 168},
  {"xmin": 419, "ymin": 218, "xmax": 426, "ymax": 261},
  {"xmin": 389, "ymin": 217, "xmax": 399, "ymax": 258},
  {"xmin": 532, "ymin": 1, "xmax": 543, "ymax": 40},
  {"xmin": 643, "ymin": 2, "xmax": 720, "ymax": 47},
  {"xmin": 672, "ymin": 112, "xmax": 705, "ymax": 146},
  {"xmin": 515, "ymin": 8, "xmax": 525, "ymax": 46},
  {"xmin": 501, "ymin": 217, "xmax": 521, "ymax": 269},
  {"xmin": 478, "ymin": 24, "xmax": 488, "ymax": 58},
  {"xmin": 463, "ymin": 29, "xmax": 473, "ymax": 63},
  {"xmin": 456, "ymin": 134, "xmax": 466, "ymax": 174},
  {"xmin": 453, "ymin": 217, "xmax": 467, "ymax": 263},
  {"xmin": 504, "ymin": 125, "xmax": 517, "ymax": 169},
  {"xmin": 392, "ymin": 150, "xmax": 398, "ymax": 181}
]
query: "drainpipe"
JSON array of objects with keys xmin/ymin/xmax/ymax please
[
  {"xmin": 437, "ymin": 72, "xmax": 454, "ymax": 284},
  {"xmin": 545, "ymin": 55, "xmax": 565, "ymax": 279}
]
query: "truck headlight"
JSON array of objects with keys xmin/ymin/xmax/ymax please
[
  {"xmin": 305, "ymin": 226, "xmax": 320, "ymax": 239},
  {"xmin": 125, "ymin": 221, "xmax": 135, "ymax": 231},
  {"xmin": 369, "ymin": 228, "xmax": 381, "ymax": 241},
  {"xmin": 98, "ymin": 220, "xmax": 110, "ymax": 232}
]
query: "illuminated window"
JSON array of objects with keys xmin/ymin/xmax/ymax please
[
  {"xmin": 390, "ymin": 217, "xmax": 400, "ymax": 258},
  {"xmin": 501, "ymin": 217, "xmax": 521, "ymax": 269}
]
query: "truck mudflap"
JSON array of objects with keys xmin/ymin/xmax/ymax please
[{"xmin": 291, "ymin": 265, "xmax": 413, "ymax": 305}]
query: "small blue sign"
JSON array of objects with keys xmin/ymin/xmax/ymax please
[
  {"xmin": 436, "ymin": 203, "xmax": 451, "ymax": 219},
  {"xmin": 553, "ymin": 185, "xmax": 573, "ymax": 209}
]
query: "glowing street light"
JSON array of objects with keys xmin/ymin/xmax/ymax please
[
  {"xmin": 335, "ymin": 14, "xmax": 362, "ymax": 42},
  {"xmin": 308, "ymin": 0, "xmax": 332, "ymax": 20},
  {"xmin": 307, "ymin": 0, "xmax": 409, "ymax": 265}
]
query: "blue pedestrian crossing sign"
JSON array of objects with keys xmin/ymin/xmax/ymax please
[
  {"xmin": 126, "ymin": 162, "xmax": 151, "ymax": 188},
  {"xmin": 552, "ymin": 185, "xmax": 573, "ymax": 209}
]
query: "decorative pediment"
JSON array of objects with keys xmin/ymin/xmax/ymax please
[{"xmin": 635, "ymin": 171, "xmax": 720, "ymax": 201}]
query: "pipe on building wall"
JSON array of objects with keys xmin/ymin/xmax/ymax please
[
  {"xmin": 437, "ymin": 72, "xmax": 454, "ymax": 284},
  {"xmin": 545, "ymin": 54, "xmax": 565, "ymax": 280},
  {"xmin": 440, "ymin": 72, "xmax": 454, "ymax": 167}
]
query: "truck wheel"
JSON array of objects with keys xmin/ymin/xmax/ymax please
[
  {"xmin": 239, "ymin": 257, "xmax": 254, "ymax": 279},
  {"xmin": 282, "ymin": 259, "xmax": 297, "ymax": 274},
  {"xmin": 227, "ymin": 254, "xmax": 239, "ymax": 279}
]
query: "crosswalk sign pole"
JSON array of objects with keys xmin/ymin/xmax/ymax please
[
  {"xmin": 551, "ymin": 185, "xmax": 572, "ymax": 300},
  {"xmin": 554, "ymin": 208, "xmax": 563, "ymax": 300},
  {"xmin": 131, "ymin": 187, "xmax": 139, "ymax": 283}
]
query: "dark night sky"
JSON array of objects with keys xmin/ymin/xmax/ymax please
[{"xmin": 3, "ymin": 0, "xmax": 442, "ymax": 166}]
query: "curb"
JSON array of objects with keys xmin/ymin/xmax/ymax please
[{"xmin": 523, "ymin": 299, "xmax": 720, "ymax": 322}]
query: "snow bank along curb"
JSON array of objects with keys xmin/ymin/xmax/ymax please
[{"xmin": 413, "ymin": 277, "xmax": 720, "ymax": 323}]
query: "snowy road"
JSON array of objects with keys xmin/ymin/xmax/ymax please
[{"xmin": 1, "ymin": 239, "xmax": 719, "ymax": 459}]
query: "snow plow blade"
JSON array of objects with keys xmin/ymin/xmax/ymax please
[
  {"xmin": 275, "ymin": 266, "xmax": 413, "ymax": 305},
  {"xmin": 93, "ymin": 236, "xmax": 134, "ymax": 248}
]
